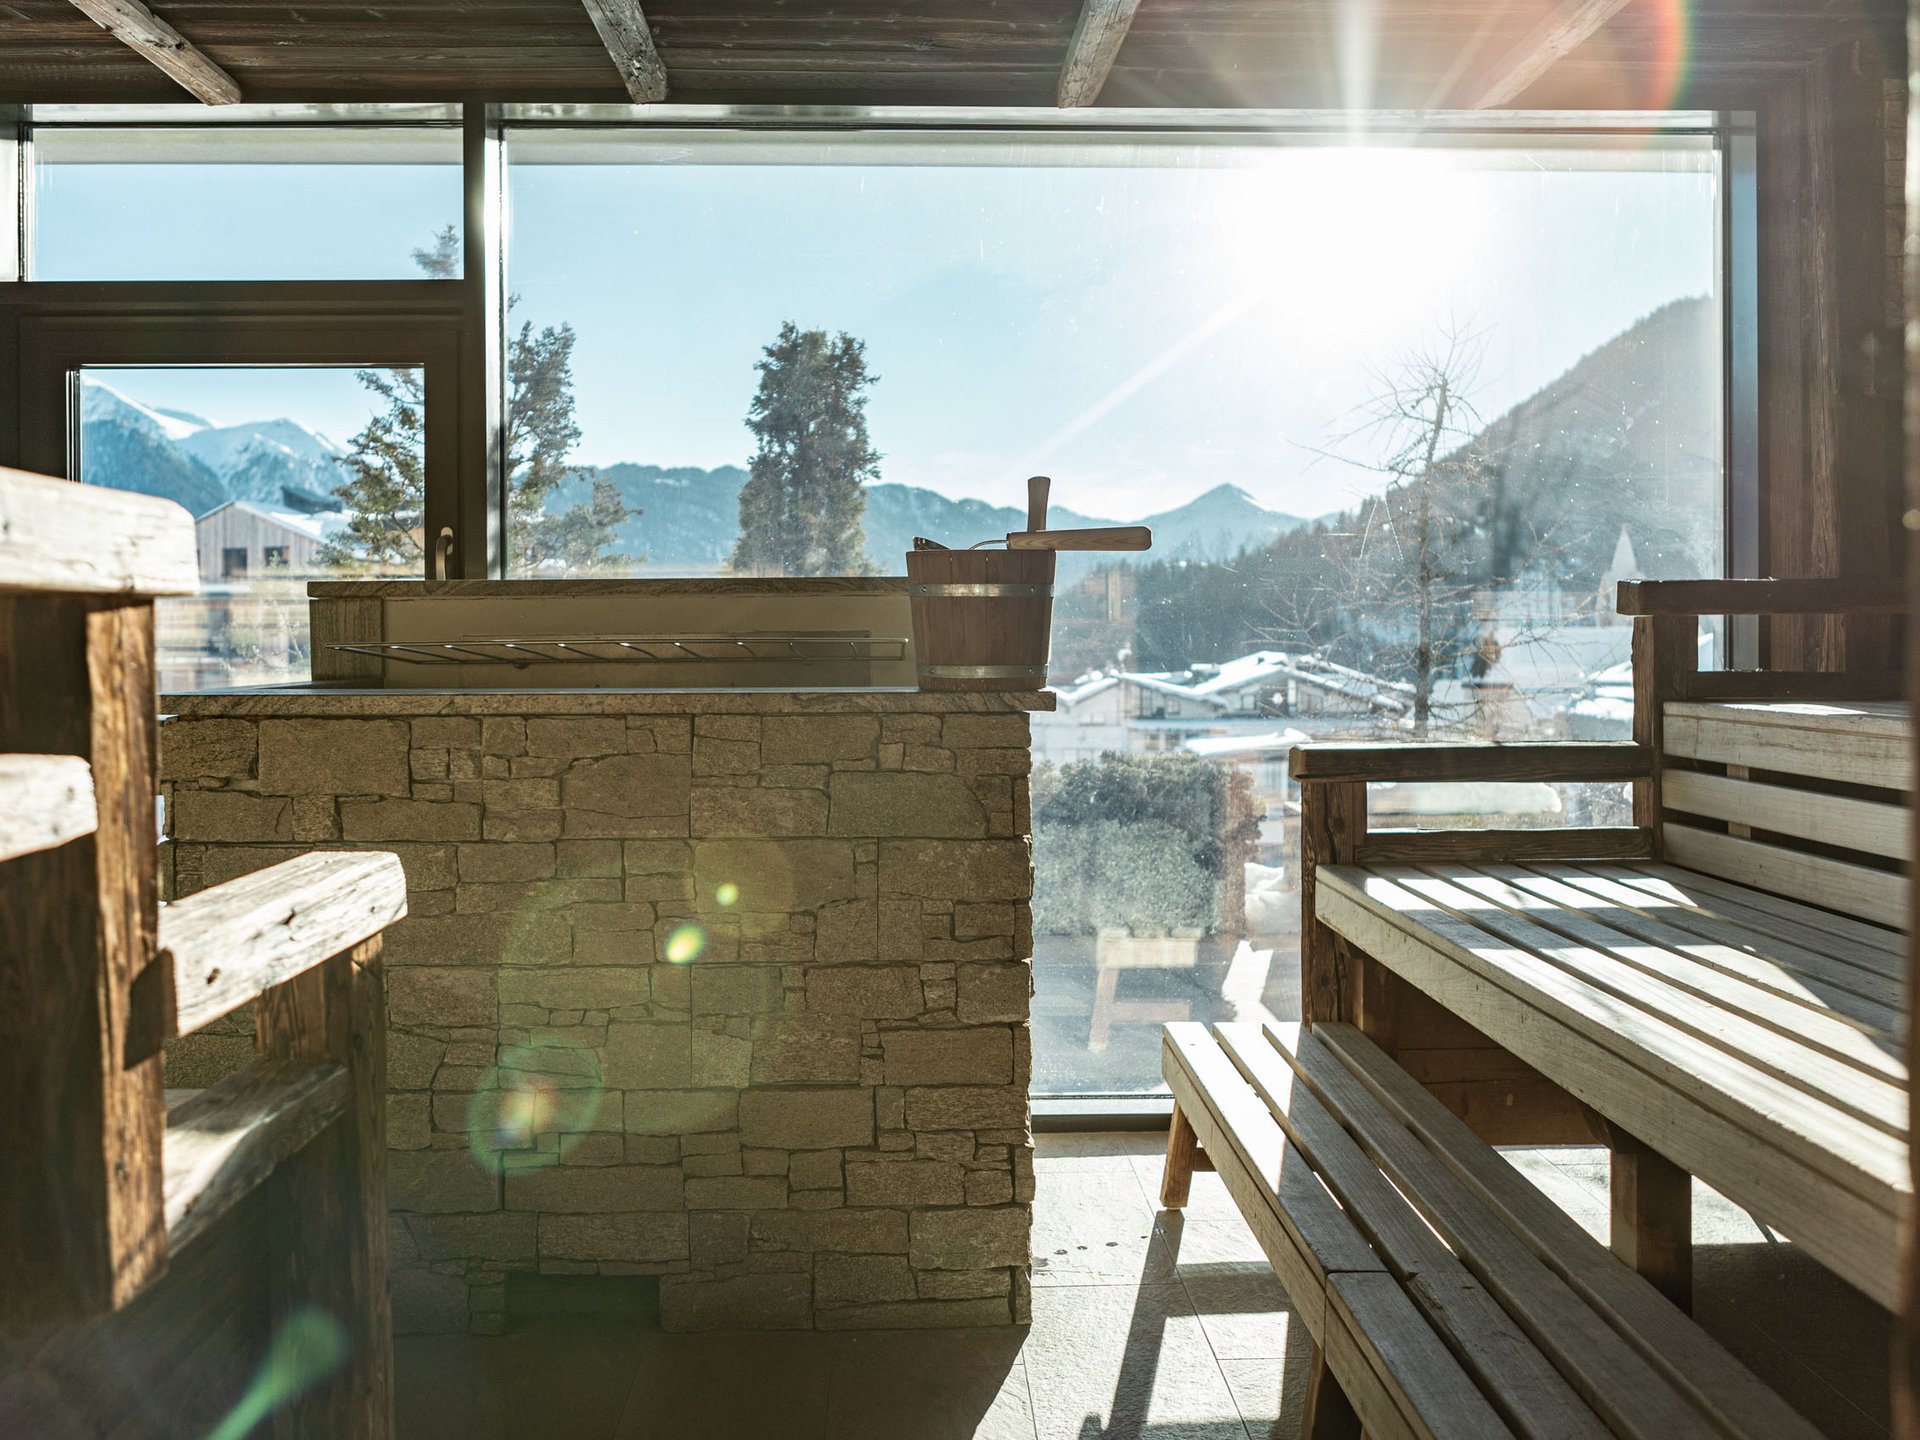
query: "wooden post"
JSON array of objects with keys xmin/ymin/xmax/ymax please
[
  {"xmin": 0, "ymin": 595, "xmax": 168, "ymax": 1324},
  {"xmin": 1605, "ymin": 1125, "xmax": 1693, "ymax": 1312},
  {"xmin": 1160, "ymin": 1102, "xmax": 1200, "ymax": 1209},
  {"xmin": 1300, "ymin": 1343, "xmax": 1363, "ymax": 1440},
  {"xmin": 257, "ymin": 938, "xmax": 393, "ymax": 1439},
  {"xmin": 1630, "ymin": 612, "xmax": 1697, "ymax": 852},
  {"xmin": 1300, "ymin": 779, "xmax": 1366, "ymax": 1026}
]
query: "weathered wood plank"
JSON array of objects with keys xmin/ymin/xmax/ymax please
[
  {"xmin": 1662, "ymin": 823, "xmax": 1907, "ymax": 930},
  {"xmin": 0, "ymin": 467, "xmax": 197, "ymax": 598},
  {"xmin": 64, "ymin": 0, "xmax": 239, "ymax": 102},
  {"xmin": 0, "ymin": 753, "xmax": 95, "ymax": 863},
  {"xmin": 0, "ymin": 596, "xmax": 168, "ymax": 1327},
  {"xmin": 1661, "ymin": 766, "xmax": 1910, "ymax": 861},
  {"xmin": 1056, "ymin": 0, "xmax": 1139, "ymax": 105},
  {"xmin": 579, "ymin": 0, "xmax": 667, "ymax": 101},
  {"xmin": 159, "ymin": 850, "xmax": 407, "ymax": 1041},
  {"xmin": 1455, "ymin": 0, "xmax": 1632, "ymax": 108},
  {"xmin": 1291, "ymin": 742, "xmax": 1650, "ymax": 784},
  {"xmin": 161, "ymin": 1059, "xmax": 348, "ymax": 1254}
]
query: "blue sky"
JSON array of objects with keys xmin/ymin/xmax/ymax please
[{"xmin": 39, "ymin": 130, "xmax": 1719, "ymax": 521}]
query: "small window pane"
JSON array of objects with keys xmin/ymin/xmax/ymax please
[
  {"xmin": 32, "ymin": 120, "xmax": 462, "ymax": 281},
  {"xmin": 77, "ymin": 365, "xmax": 423, "ymax": 690}
]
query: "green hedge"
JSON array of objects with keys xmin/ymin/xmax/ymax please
[{"xmin": 1031, "ymin": 752, "xmax": 1260, "ymax": 936}]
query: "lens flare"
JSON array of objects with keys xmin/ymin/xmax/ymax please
[
  {"xmin": 714, "ymin": 881, "xmax": 740, "ymax": 908},
  {"xmin": 467, "ymin": 1036, "xmax": 608, "ymax": 1172},
  {"xmin": 204, "ymin": 1306, "xmax": 349, "ymax": 1440},
  {"xmin": 665, "ymin": 923, "xmax": 706, "ymax": 964}
]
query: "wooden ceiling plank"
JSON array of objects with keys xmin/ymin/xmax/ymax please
[
  {"xmin": 64, "ymin": 0, "xmax": 240, "ymax": 103},
  {"xmin": 579, "ymin": 0, "xmax": 668, "ymax": 102},
  {"xmin": 1056, "ymin": 0, "xmax": 1140, "ymax": 107},
  {"xmin": 1453, "ymin": 0, "xmax": 1632, "ymax": 108}
]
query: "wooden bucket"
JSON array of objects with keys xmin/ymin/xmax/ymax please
[{"xmin": 906, "ymin": 548, "xmax": 1056, "ymax": 691}]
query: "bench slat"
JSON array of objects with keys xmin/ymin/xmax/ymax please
[
  {"xmin": 1601, "ymin": 863, "xmax": 1904, "ymax": 971},
  {"xmin": 1661, "ymin": 767, "xmax": 1910, "ymax": 862},
  {"xmin": 1661, "ymin": 824, "xmax": 1907, "ymax": 931},
  {"xmin": 1383, "ymin": 867, "xmax": 1907, "ymax": 1137},
  {"xmin": 1161, "ymin": 1025, "xmax": 1380, "ymax": 1341},
  {"xmin": 1663, "ymin": 707, "xmax": 1912, "ymax": 791},
  {"xmin": 1215, "ymin": 1024, "xmax": 1626, "ymax": 1440},
  {"xmin": 1264, "ymin": 1023, "xmax": 1748, "ymax": 1440},
  {"xmin": 163, "ymin": 1059, "xmax": 349, "ymax": 1254},
  {"xmin": 1327, "ymin": 1270, "xmax": 1518, "ymax": 1440},
  {"xmin": 1311, "ymin": 1023, "xmax": 1827, "ymax": 1440},
  {"xmin": 1315, "ymin": 871, "xmax": 1903, "ymax": 1302},
  {"xmin": 1434, "ymin": 867, "xmax": 1903, "ymax": 1084},
  {"xmin": 0, "ymin": 466, "xmax": 199, "ymax": 597},
  {"xmin": 1527, "ymin": 866, "xmax": 1904, "ymax": 1028}
]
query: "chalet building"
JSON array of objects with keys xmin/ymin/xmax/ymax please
[{"xmin": 193, "ymin": 501, "xmax": 342, "ymax": 581}]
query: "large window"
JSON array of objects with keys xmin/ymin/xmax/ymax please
[
  {"xmin": 502, "ymin": 120, "xmax": 1725, "ymax": 1098},
  {"xmin": 6, "ymin": 110, "xmax": 1728, "ymax": 1103}
]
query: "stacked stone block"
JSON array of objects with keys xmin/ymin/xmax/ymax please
[{"xmin": 159, "ymin": 695, "xmax": 1039, "ymax": 1334}]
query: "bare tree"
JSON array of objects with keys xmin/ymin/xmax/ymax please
[{"xmin": 1271, "ymin": 324, "xmax": 1547, "ymax": 739}]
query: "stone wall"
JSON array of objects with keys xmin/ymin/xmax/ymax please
[{"xmin": 159, "ymin": 692, "xmax": 1040, "ymax": 1334}]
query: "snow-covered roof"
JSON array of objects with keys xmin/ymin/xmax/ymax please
[
  {"xmin": 1183, "ymin": 728, "xmax": 1310, "ymax": 759},
  {"xmin": 198, "ymin": 500, "xmax": 350, "ymax": 541},
  {"xmin": 1051, "ymin": 674, "xmax": 1120, "ymax": 707},
  {"xmin": 1187, "ymin": 650, "xmax": 1294, "ymax": 696}
]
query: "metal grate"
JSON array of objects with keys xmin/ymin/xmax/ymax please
[{"xmin": 327, "ymin": 632, "xmax": 910, "ymax": 670}]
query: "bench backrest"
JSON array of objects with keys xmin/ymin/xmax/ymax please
[{"xmin": 1622, "ymin": 581, "xmax": 1910, "ymax": 933}]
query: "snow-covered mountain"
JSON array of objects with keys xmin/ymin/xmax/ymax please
[
  {"xmin": 79, "ymin": 373, "xmax": 1311, "ymax": 570},
  {"xmin": 79, "ymin": 376, "xmax": 349, "ymax": 516}
]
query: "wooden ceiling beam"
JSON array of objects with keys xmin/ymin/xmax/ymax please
[
  {"xmin": 1056, "ymin": 0, "xmax": 1142, "ymax": 107},
  {"xmin": 1454, "ymin": 0, "xmax": 1633, "ymax": 109},
  {"xmin": 65, "ymin": 0, "xmax": 239, "ymax": 103},
  {"xmin": 580, "ymin": 0, "xmax": 668, "ymax": 103}
]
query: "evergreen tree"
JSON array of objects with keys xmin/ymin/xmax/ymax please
[
  {"xmin": 731, "ymin": 322, "xmax": 880, "ymax": 576},
  {"xmin": 324, "ymin": 225, "xmax": 633, "ymax": 574}
]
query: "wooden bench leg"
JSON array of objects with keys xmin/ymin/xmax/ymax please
[
  {"xmin": 1609, "ymin": 1132, "xmax": 1693, "ymax": 1313},
  {"xmin": 1161, "ymin": 1102, "xmax": 1200, "ymax": 1209},
  {"xmin": 1301, "ymin": 1343, "xmax": 1363, "ymax": 1440}
]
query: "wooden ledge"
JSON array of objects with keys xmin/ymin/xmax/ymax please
[
  {"xmin": 1289, "ymin": 742, "xmax": 1651, "ymax": 785},
  {"xmin": 1616, "ymin": 577, "xmax": 1906, "ymax": 616},
  {"xmin": 159, "ymin": 851, "xmax": 407, "ymax": 1041}
]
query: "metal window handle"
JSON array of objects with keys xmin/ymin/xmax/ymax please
[{"xmin": 434, "ymin": 527, "xmax": 455, "ymax": 581}]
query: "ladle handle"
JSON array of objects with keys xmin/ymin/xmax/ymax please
[
  {"xmin": 1027, "ymin": 475, "xmax": 1051, "ymax": 534},
  {"xmin": 1005, "ymin": 525, "xmax": 1152, "ymax": 552}
]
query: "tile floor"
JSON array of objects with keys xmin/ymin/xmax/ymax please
[{"xmin": 395, "ymin": 1133, "xmax": 1891, "ymax": 1440}]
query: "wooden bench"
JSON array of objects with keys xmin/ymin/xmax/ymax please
[
  {"xmin": 1162, "ymin": 1020, "xmax": 1823, "ymax": 1440},
  {"xmin": 1289, "ymin": 577, "xmax": 1909, "ymax": 1312},
  {"xmin": 0, "ymin": 467, "xmax": 407, "ymax": 1438}
]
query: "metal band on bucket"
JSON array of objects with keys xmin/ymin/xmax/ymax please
[
  {"xmin": 908, "ymin": 582, "xmax": 1054, "ymax": 598},
  {"xmin": 918, "ymin": 663, "xmax": 1050, "ymax": 681}
]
